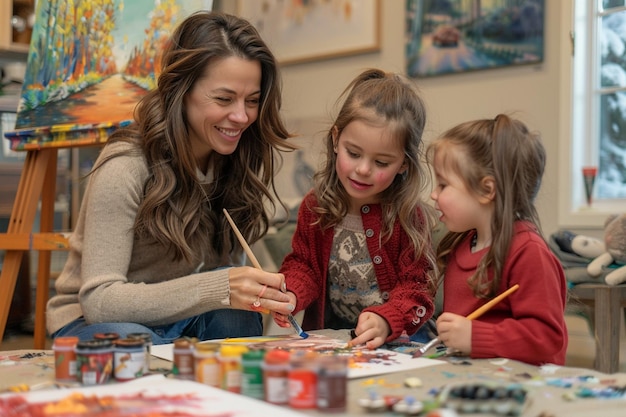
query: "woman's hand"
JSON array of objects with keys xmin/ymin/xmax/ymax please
[
  {"xmin": 436, "ymin": 312, "xmax": 472, "ymax": 354},
  {"xmin": 228, "ymin": 267, "xmax": 293, "ymax": 314},
  {"xmin": 271, "ymin": 291, "xmax": 298, "ymax": 328},
  {"xmin": 349, "ymin": 312, "xmax": 390, "ymax": 350}
]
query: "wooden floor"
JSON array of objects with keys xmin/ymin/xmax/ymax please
[{"xmin": 1, "ymin": 312, "xmax": 625, "ymax": 372}]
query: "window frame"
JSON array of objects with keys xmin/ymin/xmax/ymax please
[{"xmin": 559, "ymin": 0, "xmax": 626, "ymax": 228}]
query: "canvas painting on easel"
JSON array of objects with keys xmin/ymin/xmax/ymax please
[{"xmin": 7, "ymin": 0, "xmax": 213, "ymax": 150}]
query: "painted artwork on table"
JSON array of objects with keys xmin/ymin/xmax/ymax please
[
  {"xmin": 6, "ymin": 0, "xmax": 213, "ymax": 150},
  {"xmin": 150, "ymin": 334, "xmax": 445, "ymax": 379},
  {"xmin": 0, "ymin": 375, "xmax": 308, "ymax": 417},
  {"xmin": 406, "ymin": 0, "xmax": 544, "ymax": 77}
]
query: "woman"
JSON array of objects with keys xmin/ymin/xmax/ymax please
[{"xmin": 46, "ymin": 11, "xmax": 297, "ymax": 344}]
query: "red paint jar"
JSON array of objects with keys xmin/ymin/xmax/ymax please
[
  {"xmin": 52, "ymin": 336, "xmax": 79, "ymax": 382},
  {"xmin": 262, "ymin": 349, "xmax": 291, "ymax": 405},
  {"xmin": 288, "ymin": 350, "xmax": 318, "ymax": 409}
]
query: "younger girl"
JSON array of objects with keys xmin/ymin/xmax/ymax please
[
  {"xmin": 274, "ymin": 69, "xmax": 437, "ymax": 349},
  {"xmin": 429, "ymin": 114, "xmax": 568, "ymax": 365}
]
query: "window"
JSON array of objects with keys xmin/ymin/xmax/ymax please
[{"xmin": 561, "ymin": 0, "xmax": 626, "ymax": 227}]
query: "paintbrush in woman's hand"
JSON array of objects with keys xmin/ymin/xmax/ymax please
[{"xmin": 223, "ymin": 209, "xmax": 308, "ymax": 339}]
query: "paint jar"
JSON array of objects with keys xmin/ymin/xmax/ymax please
[
  {"xmin": 288, "ymin": 350, "xmax": 318, "ymax": 409},
  {"xmin": 127, "ymin": 332, "xmax": 152, "ymax": 375},
  {"xmin": 75, "ymin": 339, "xmax": 114, "ymax": 385},
  {"xmin": 241, "ymin": 349, "xmax": 265, "ymax": 400},
  {"xmin": 172, "ymin": 338, "xmax": 195, "ymax": 380},
  {"xmin": 194, "ymin": 342, "xmax": 220, "ymax": 387},
  {"xmin": 316, "ymin": 354, "xmax": 348, "ymax": 412},
  {"xmin": 218, "ymin": 344, "xmax": 248, "ymax": 393},
  {"xmin": 262, "ymin": 348, "xmax": 290, "ymax": 405},
  {"xmin": 52, "ymin": 336, "xmax": 79, "ymax": 382},
  {"xmin": 113, "ymin": 338, "xmax": 145, "ymax": 381}
]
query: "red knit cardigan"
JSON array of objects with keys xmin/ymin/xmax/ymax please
[{"xmin": 280, "ymin": 192, "xmax": 434, "ymax": 341}]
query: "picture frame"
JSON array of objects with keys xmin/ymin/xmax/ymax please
[
  {"xmin": 237, "ymin": 0, "xmax": 380, "ymax": 65},
  {"xmin": 406, "ymin": 0, "xmax": 544, "ymax": 77}
]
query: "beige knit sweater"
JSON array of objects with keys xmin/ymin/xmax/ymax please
[{"xmin": 46, "ymin": 142, "xmax": 238, "ymax": 335}]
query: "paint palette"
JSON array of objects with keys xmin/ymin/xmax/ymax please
[{"xmin": 437, "ymin": 382, "xmax": 528, "ymax": 416}]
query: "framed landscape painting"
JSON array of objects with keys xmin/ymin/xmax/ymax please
[{"xmin": 406, "ymin": 0, "xmax": 545, "ymax": 77}]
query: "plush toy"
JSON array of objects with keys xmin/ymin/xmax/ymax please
[
  {"xmin": 553, "ymin": 230, "xmax": 605, "ymax": 259},
  {"xmin": 587, "ymin": 213, "xmax": 626, "ymax": 286}
]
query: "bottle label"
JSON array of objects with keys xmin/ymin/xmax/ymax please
[{"xmin": 265, "ymin": 376, "xmax": 289, "ymax": 404}]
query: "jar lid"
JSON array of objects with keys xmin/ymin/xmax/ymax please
[
  {"xmin": 219, "ymin": 344, "xmax": 249, "ymax": 357},
  {"xmin": 173, "ymin": 338, "xmax": 192, "ymax": 349},
  {"xmin": 195, "ymin": 342, "xmax": 220, "ymax": 352},
  {"xmin": 264, "ymin": 349, "xmax": 291, "ymax": 364},
  {"xmin": 242, "ymin": 349, "xmax": 266, "ymax": 360},
  {"xmin": 93, "ymin": 332, "xmax": 120, "ymax": 341},
  {"xmin": 76, "ymin": 339, "xmax": 113, "ymax": 350},
  {"xmin": 126, "ymin": 332, "xmax": 152, "ymax": 342},
  {"xmin": 52, "ymin": 336, "xmax": 79, "ymax": 347},
  {"xmin": 114, "ymin": 338, "xmax": 145, "ymax": 348}
]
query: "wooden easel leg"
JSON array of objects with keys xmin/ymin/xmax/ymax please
[
  {"xmin": 34, "ymin": 149, "xmax": 58, "ymax": 349},
  {"xmin": 0, "ymin": 150, "xmax": 53, "ymax": 346}
]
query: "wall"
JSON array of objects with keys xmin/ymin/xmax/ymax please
[{"xmin": 222, "ymin": 0, "xmax": 572, "ymax": 236}]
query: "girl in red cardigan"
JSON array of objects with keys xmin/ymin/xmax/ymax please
[
  {"xmin": 273, "ymin": 69, "xmax": 437, "ymax": 349},
  {"xmin": 429, "ymin": 114, "xmax": 568, "ymax": 365}
]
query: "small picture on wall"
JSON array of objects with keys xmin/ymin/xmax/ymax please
[
  {"xmin": 406, "ymin": 0, "xmax": 544, "ymax": 78},
  {"xmin": 237, "ymin": 0, "xmax": 380, "ymax": 65}
]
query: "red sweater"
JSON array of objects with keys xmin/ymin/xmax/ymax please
[
  {"xmin": 443, "ymin": 221, "xmax": 568, "ymax": 365},
  {"xmin": 280, "ymin": 192, "xmax": 434, "ymax": 341}
]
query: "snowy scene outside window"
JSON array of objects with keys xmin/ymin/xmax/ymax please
[{"xmin": 596, "ymin": 1, "xmax": 626, "ymax": 198}]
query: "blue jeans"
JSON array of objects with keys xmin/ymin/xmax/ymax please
[{"xmin": 51, "ymin": 309, "xmax": 263, "ymax": 345}]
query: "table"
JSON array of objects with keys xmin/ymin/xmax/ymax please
[
  {"xmin": 1, "ymin": 340, "xmax": 626, "ymax": 416},
  {"xmin": 569, "ymin": 283, "xmax": 626, "ymax": 374}
]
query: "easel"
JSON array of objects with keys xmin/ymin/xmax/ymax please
[
  {"xmin": 0, "ymin": 145, "xmax": 66, "ymax": 349},
  {"xmin": 0, "ymin": 131, "xmax": 111, "ymax": 349}
]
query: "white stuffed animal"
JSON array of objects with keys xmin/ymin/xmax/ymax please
[{"xmin": 587, "ymin": 213, "xmax": 626, "ymax": 286}]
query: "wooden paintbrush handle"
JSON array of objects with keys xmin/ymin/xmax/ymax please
[{"xmin": 223, "ymin": 208, "xmax": 262, "ymax": 270}]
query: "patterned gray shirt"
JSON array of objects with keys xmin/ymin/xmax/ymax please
[{"xmin": 327, "ymin": 213, "xmax": 383, "ymax": 325}]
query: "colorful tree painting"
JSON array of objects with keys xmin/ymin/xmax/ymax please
[{"xmin": 14, "ymin": 0, "xmax": 212, "ymax": 132}]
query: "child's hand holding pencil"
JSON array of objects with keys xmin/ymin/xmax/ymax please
[{"xmin": 413, "ymin": 284, "xmax": 519, "ymax": 358}]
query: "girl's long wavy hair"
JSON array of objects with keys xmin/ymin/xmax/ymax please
[
  {"xmin": 429, "ymin": 114, "xmax": 546, "ymax": 298},
  {"xmin": 312, "ymin": 68, "xmax": 437, "ymax": 288},
  {"xmin": 93, "ymin": 11, "xmax": 296, "ymax": 263}
]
